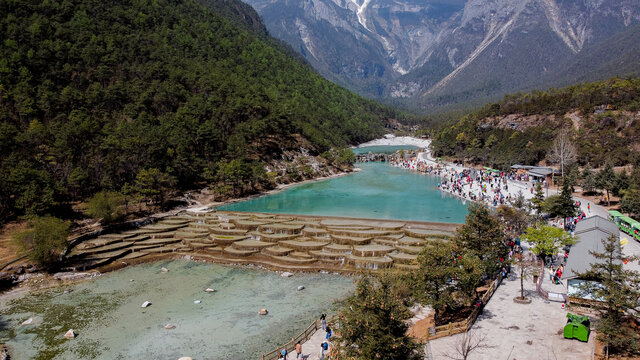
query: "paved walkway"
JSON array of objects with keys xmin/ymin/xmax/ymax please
[
  {"xmin": 297, "ymin": 326, "xmax": 330, "ymax": 360},
  {"xmin": 429, "ymin": 272, "xmax": 594, "ymax": 360}
]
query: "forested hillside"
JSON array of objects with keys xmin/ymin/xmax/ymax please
[
  {"xmin": 431, "ymin": 77, "xmax": 640, "ymax": 169},
  {"xmin": 0, "ymin": 0, "xmax": 396, "ymax": 223}
]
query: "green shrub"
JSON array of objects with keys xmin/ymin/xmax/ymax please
[
  {"xmin": 12, "ymin": 216, "xmax": 70, "ymax": 267},
  {"xmin": 86, "ymin": 191, "xmax": 125, "ymax": 224}
]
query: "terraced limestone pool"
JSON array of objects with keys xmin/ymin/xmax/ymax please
[
  {"xmin": 220, "ymin": 162, "xmax": 469, "ymax": 223},
  {"xmin": 0, "ymin": 261, "xmax": 354, "ymax": 359}
]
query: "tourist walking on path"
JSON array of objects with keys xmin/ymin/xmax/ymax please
[
  {"xmin": 320, "ymin": 313, "xmax": 327, "ymax": 331},
  {"xmin": 325, "ymin": 325, "xmax": 332, "ymax": 340},
  {"xmin": 295, "ymin": 341, "xmax": 302, "ymax": 359},
  {"xmin": 320, "ymin": 341, "xmax": 329, "ymax": 360}
]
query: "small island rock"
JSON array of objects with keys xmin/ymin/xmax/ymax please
[
  {"xmin": 259, "ymin": 308, "xmax": 268, "ymax": 315},
  {"xmin": 141, "ymin": 301, "xmax": 152, "ymax": 308},
  {"xmin": 21, "ymin": 318, "xmax": 33, "ymax": 325},
  {"xmin": 164, "ymin": 323, "xmax": 176, "ymax": 330},
  {"xmin": 204, "ymin": 288, "xmax": 215, "ymax": 293},
  {"xmin": 160, "ymin": 267, "xmax": 169, "ymax": 273},
  {"xmin": 297, "ymin": 285, "xmax": 305, "ymax": 291},
  {"xmin": 281, "ymin": 272, "xmax": 293, "ymax": 278},
  {"xmin": 64, "ymin": 329, "xmax": 75, "ymax": 339}
]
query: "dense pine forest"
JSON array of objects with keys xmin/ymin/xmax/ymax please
[
  {"xmin": 0, "ymin": 0, "xmax": 398, "ymax": 223},
  {"xmin": 430, "ymin": 77, "xmax": 640, "ymax": 169}
]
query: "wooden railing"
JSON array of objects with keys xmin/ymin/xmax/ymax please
[
  {"xmin": 426, "ymin": 274, "xmax": 503, "ymax": 340},
  {"xmin": 261, "ymin": 318, "xmax": 322, "ymax": 360}
]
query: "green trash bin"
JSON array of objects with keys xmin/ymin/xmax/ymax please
[{"xmin": 563, "ymin": 313, "xmax": 590, "ymax": 342}]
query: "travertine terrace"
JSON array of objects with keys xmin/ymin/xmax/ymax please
[{"xmin": 65, "ymin": 211, "xmax": 458, "ymax": 272}]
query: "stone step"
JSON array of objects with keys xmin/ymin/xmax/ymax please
[
  {"xmin": 352, "ymin": 244, "xmax": 395, "ymax": 257},
  {"xmin": 330, "ymin": 234, "xmax": 372, "ymax": 246},
  {"xmin": 70, "ymin": 241, "xmax": 133, "ymax": 256},
  {"xmin": 278, "ymin": 239, "xmax": 329, "ymax": 251},
  {"xmin": 389, "ymin": 252, "xmax": 418, "ymax": 264},
  {"xmin": 289, "ymin": 251, "xmax": 312, "ymax": 260},
  {"xmin": 210, "ymin": 234, "xmax": 248, "ymax": 246},
  {"xmin": 347, "ymin": 254, "xmax": 393, "ymax": 269},
  {"xmin": 231, "ymin": 239, "xmax": 276, "ymax": 251},
  {"xmin": 395, "ymin": 245, "xmax": 424, "ymax": 255},
  {"xmin": 267, "ymin": 254, "xmax": 317, "ymax": 264},
  {"xmin": 261, "ymin": 246, "xmax": 293, "ymax": 256},
  {"xmin": 223, "ymin": 247, "xmax": 259, "ymax": 257},
  {"xmin": 323, "ymin": 244, "xmax": 352, "ymax": 253}
]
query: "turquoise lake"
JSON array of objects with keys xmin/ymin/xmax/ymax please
[
  {"xmin": 351, "ymin": 145, "xmax": 420, "ymax": 154},
  {"xmin": 219, "ymin": 162, "xmax": 468, "ymax": 223}
]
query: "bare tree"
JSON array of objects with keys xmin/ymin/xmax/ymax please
[
  {"xmin": 548, "ymin": 130, "xmax": 577, "ymax": 178},
  {"xmin": 442, "ymin": 331, "xmax": 495, "ymax": 360},
  {"xmin": 514, "ymin": 252, "xmax": 539, "ymax": 300}
]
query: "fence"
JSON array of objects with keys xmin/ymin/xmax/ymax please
[
  {"xmin": 261, "ymin": 318, "xmax": 325, "ymax": 360},
  {"xmin": 426, "ymin": 273, "xmax": 503, "ymax": 340},
  {"xmin": 535, "ymin": 260, "xmax": 567, "ymax": 303}
]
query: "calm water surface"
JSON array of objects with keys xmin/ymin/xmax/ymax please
[
  {"xmin": 220, "ymin": 162, "xmax": 468, "ymax": 223},
  {"xmin": 0, "ymin": 261, "xmax": 354, "ymax": 359}
]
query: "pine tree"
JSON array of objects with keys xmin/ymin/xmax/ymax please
[
  {"xmin": 597, "ymin": 162, "xmax": 617, "ymax": 206},
  {"xmin": 577, "ymin": 235, "xmax": 640, "ymax": 356},
  {"xmin": 531, "ymin": 182, "xmax": 545, "ymax": 215},
  {"xmin": 621, "ymin": 189, "xmax": 640, "ymax": 218},
  {"xmin": 336, "ymin": 276, "xmax": 422, "ymax": 360},
  {"xmin": 544, "ymin": 178, "xmax": 577, "ymax": 224},
  {"xmin": 455, "ymin": 204, "xmax": 507, "ymax": 276},
  {"xmin": 413, "ymin": 241, "xmax": 461, "ymax": 323}
]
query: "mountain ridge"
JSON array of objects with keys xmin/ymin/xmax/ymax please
[{"xmin": 244, "ymin": 0, "xmax": 640, "ymax": 112}]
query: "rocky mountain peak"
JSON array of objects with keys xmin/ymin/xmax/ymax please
[{"xmin": 245, "ymin": 0, "xmax": 640, "ymax": 110}]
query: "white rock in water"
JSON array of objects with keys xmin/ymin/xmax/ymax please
[
  {"xmin": 178, "ymin": 357, "xmax": 193, "ymax": 360},
  {"xmin": 141, "ymin": 301, "xmax": 152, "ymax": 308},
  {"xmin": 129, "ymin": 279, "xmax": 135, "ymax": 282},
  {"xmin": 194, "ymin": 300, "xmax": 201, "ymax": 304},
  {"xmin": 297, "ymin": 285, "xmax": 305, "ymax": 291},
  {"xmin": 21, "ymin": 318, "xmax": 33, "ymax": 325},
  {"xmin": 281, "ymin": 272, "xmax": 293, "ymax": 278},
  {"xmin": 161, "ymin": 267, "xmax": 169, "ymax": 272},
  {"xmin": 204, "ymin": 288, "xmax": 216, "ymax": 293},
  {"xmin": 164, "ymin": 323, "xmax": 176, "ymax": 330},
  {"xmin": 259, "ymin": 308, "xmax": 268, "ymax": 315},
  {"xmin": 64, "ymin": 329, "xmax": 75, "ymax": 339}
]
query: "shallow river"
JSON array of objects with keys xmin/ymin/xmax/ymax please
[
  {"xmin": 220, "ymin": 162, "xmax": 469, "ymax": 223},
  {"xmin": 0, "ymin": 261, "xmax": 354, "ymax": 359}
]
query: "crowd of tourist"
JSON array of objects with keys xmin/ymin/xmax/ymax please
[{"xmin": 391, "ymin": 155, "xmax": 537, "ymax": 209}]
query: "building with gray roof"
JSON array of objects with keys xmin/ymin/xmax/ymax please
[{"xmin": 563, "ymin": 215, "xmax": 621, "ymax": 302}]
